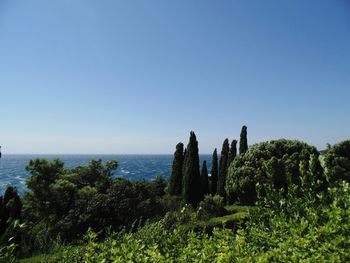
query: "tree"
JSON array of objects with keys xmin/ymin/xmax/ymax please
[
  {"xmin": 228, "ymin": 139, "xmax": 237, "ymax": 165},
  {"xmin": 226, "ymin": 139, "xmax": 322, "ymax": 205},
  {"xmin": 264, "ymin": 157, "xmax": 287, "ymax": 193},
  {"xmin": 217, "ymin": 139, "xmax": 229, "ymax": 198},
  {"xmin": 168, "ymin": 143, "xmax": 184, "ymax": 195},
  {"xmin": 23, "ymin": 159, "xmax": 119, "ymax": 242},
  {"xmin": 324, "ymin": 140, "xmax": 350, "ymax": 184},
  {"xmin": 201, "ymin": 161, "xmax": 209, "ymax": 197},
  {"xmin": 0, "ymin": 186, "xmax": 22, "ymax": 236},
  {"xmin": 239, "ymin": 125, "xmax": 248, "ymax": 156},
  {"xmin": 210, "ymin": 149, "xmax": 218, "ymax": 195},
  {"xmin": 182, "ymin": 131, "xmax": 201, "ymax": 206}
]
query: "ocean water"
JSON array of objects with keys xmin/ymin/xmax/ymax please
[{"xmin": 0, "ymin": 154, "xmax": 212, "ymax": 194}]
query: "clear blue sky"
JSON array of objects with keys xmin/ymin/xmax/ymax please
[{"xmin": 1, "ymin": 0, "xmax": 349, "ymax": 154}]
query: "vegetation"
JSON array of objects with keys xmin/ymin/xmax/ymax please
[
  {"xmin": 182, "ymin": 131, "xmax": 201, "ymax": 206},
  {"xmin": 200, "ymin": 161, "xmax": 209, "ymax": 196},
  {"xmin": 168, "ymin": 142, "xmax": 184, "ymax": 196},
  {"xmin": 18, "ymin": 182, "xmax": 350, "ymax": 262},
  {"xmin": 1, "ymin": 129, "xmax": 350, "ymax": 262},
  {"xmin": 228, "ymin": 139, "xmax": 237, "ymax": 166},
  {"xmin": 210, "ymin": 148, "xmax": 218, "ymax": 195},
  {"xmin": 217, "ymin": 138, "xmax": 229, "ymax": 198},
  {"xmin": 239, "ymin": 125, "xmax": 248, "ymax": 155},
  {"xmin": 225, "ymin": 139, "xmax": 327, "ymax": 204},
  {"xmin": 324, "ymin": 140, "xmax": 350, "ymax": 183},
  {"xmin": 0, "ymin": 186, "xmax": 22, "ymax": 237}
]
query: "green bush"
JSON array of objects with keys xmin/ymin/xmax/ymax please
[
  {"xmin": 226, "ymin": 139, "xmax": 327, "ymax": 205},
  {"xmin": 197, "ymin": 195, "xmax": 225, "ymax": 220},
  {"xmin": 324, "ymin": 140, "xmax": 350, "ymax": 184}
]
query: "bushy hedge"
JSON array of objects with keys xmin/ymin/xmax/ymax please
[
  {"xmin": 225, "ymin": 139, "xmax": 327, "ymax": 204},
  {"xmin": 324, "ymin": 140, "xmax": 350, "ymax": 184}
]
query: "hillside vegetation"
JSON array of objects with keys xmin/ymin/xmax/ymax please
[{"xmin": 0, "ymin": 129, "xmax": 349, "ymax": 262}]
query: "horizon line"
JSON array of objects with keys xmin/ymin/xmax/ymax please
[{"xmin": 1, "ymin": 153, "xmax": 214, "ymax": 155}]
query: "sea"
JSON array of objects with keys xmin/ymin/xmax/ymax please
[{"xmin": 0, "ymin": 154, "xmax": 212, "ymax": 195}]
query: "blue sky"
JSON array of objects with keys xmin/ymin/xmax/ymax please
[{"xmin": 0, "ymin": 0, "xmax": 349, "ymax": 154}]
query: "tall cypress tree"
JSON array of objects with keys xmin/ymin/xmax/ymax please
[
  {"xmin": 182, "ymin": 131, "xmax": 201, "ymax": 206},
  {"xmin": 217, "ymin": 139, "xmax": 229, "ymax": 197},
  {"xmin": 211, "ymin": 148, "xmax": 218, "ymax": 195},
  {"xmin": 201, "ymin": 160, "xmax": 209, "ymax": 197},
  {"xmin": 228, "ymin": 139, "xmax": 237, "ymax": 165},
  {"xmin": 168, "ymin": 142, "xmax": 184, "ymax": 195},
  {"xmin": 239, "ymin": 125, "xmax": 248, "ymax": 156}
]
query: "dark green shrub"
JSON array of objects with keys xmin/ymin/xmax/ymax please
[
  {"xmin": 197, "ymin": 195, "xmax": 225, "ymax": 220},
  {"xmin": 324, "ymin": 140, "xmax": 350, "ymax": 184},
  {"xmin": 226, "ymin": 139, "xmax": 325, "ymax": 205}
]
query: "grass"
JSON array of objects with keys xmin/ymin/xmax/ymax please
[
  {"xmin": 191, "ymin": 204, "xmax": 251, "ymax": 231},
  {"xmin": 224, "ymin": 204, "xmax": 251, "ymax": 214}
]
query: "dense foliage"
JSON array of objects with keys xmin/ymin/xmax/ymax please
[
  {"xmin": 18, "ymin": 159, "xmax": 167, "ymax": 255},
  {"xmin": 21, "ymin": 182, "xmax": 350, "ymax": 262},
  {"xmin": 228, "ymin": 139, "xmax": 237, "ymax": 166},
  {"xmin": 201, "ymin": 161, "xmax": 209, "ymax": 196},
  {"xmin": 324, "ymin": 140, "xmax": 350, "ymax": 184},
  {"xmin": 0, "ymin": 187, "xmax": 22, "ymax": 237},
  {"xmin": 168, "ymin": 142, "xmax": 184, "ymax": 195},
  {"xmin": 226, "ymin": 139, "xmax": 328, "ymax": 204},
  {"xmin": 210, "ymin": 148, "xmax": 218, "ymax": 195},
  {"xmin": 217, "ymin": 139, "xmax": 229, "ymax": 198},
  {"xmin": 182, "ymin": 131, "xmax": 201, "ymax": 206},
  {"xmin": 1, "ymin": 131, "xmax": 350, "ymax": 262},
  {"xmin": 239, "ymin": 125, "xmax": 248, "ymax": 155}
]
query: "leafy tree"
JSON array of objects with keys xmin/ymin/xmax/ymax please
[
  {"xmin": 264, "ymin": 156, "xmax": 287, "ymax": 193},
  {"xmin": 151, "ymin": 176, "xmax": 167, "ymax": 197},
  {"xmin": 25, "ymin": 159, "xmax": 65, "ymax": 214},
  {"xmin": 0, "ymin": 187, "xmax": 22, "ymax": 236},
  {"xmin": 228, "ymin": 139, "xmax": 237, "ymax": 165},
  {"xmin": 182, "ymin": 131, "xmax": 201, "ymax": 206},
  {"xmin": 22, "ymin": 159, "xmax": 118, "ymax": 244},
  {"xmin": 210, "ymin": 149, "xmax": 218, "ymax": 195},
  {"xmin": 201, "ymin": 161, "xmax": 209, "ymax": 196},
  {"xmin": 168, "ymin": 143, "xmax": 184, "ymax": 195},
  {"xmin": 324, "ymin": 140, "xmax": 350, "ymax": 184},
  {"xmin": 239, "ymin": 125, "xmax": 248, "ymax": 156},
  {"xmin": 217, "ymin": 139, "xmax": 229, "ymax": 198},
  {"xmin": 226, "ymin": 139, "xmax": 324, "ymax": 204},
  {"xmin": 20, "ymin": 158, "xmax": 169, "ymax": 250}
]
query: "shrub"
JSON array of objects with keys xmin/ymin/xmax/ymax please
[{"xmin": 197, "ymin": 195, "xmax": 225, "ymax": 220}]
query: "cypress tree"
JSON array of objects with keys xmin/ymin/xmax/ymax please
[
  {"xmin": 239, "ymin": 125, "xmax": 248, "ymax": 156},
  {"xmin": 182, "ymin": 131, "xmax": 201, "ymax": 206},
  {"xmin": 201, "ymin": 160, "xmax": 209, "ymax": 197},
  {"xmin": 228, "ymin": 139, "xmax": 237, "ymax": 165},
  {"xmin": 182, "ymin": 147, "xmax": 187, "ymax": 182},
  {"xmin": 168, "ymin": 143, "xmax": 184, "ymax": 195},
  {"xmin": 217, "ymin": 139, "xmax": 229, "ymax": 197},
  {"xmin": 211, "ymin": 149, "xmax": 218, "ymax": 195}
]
